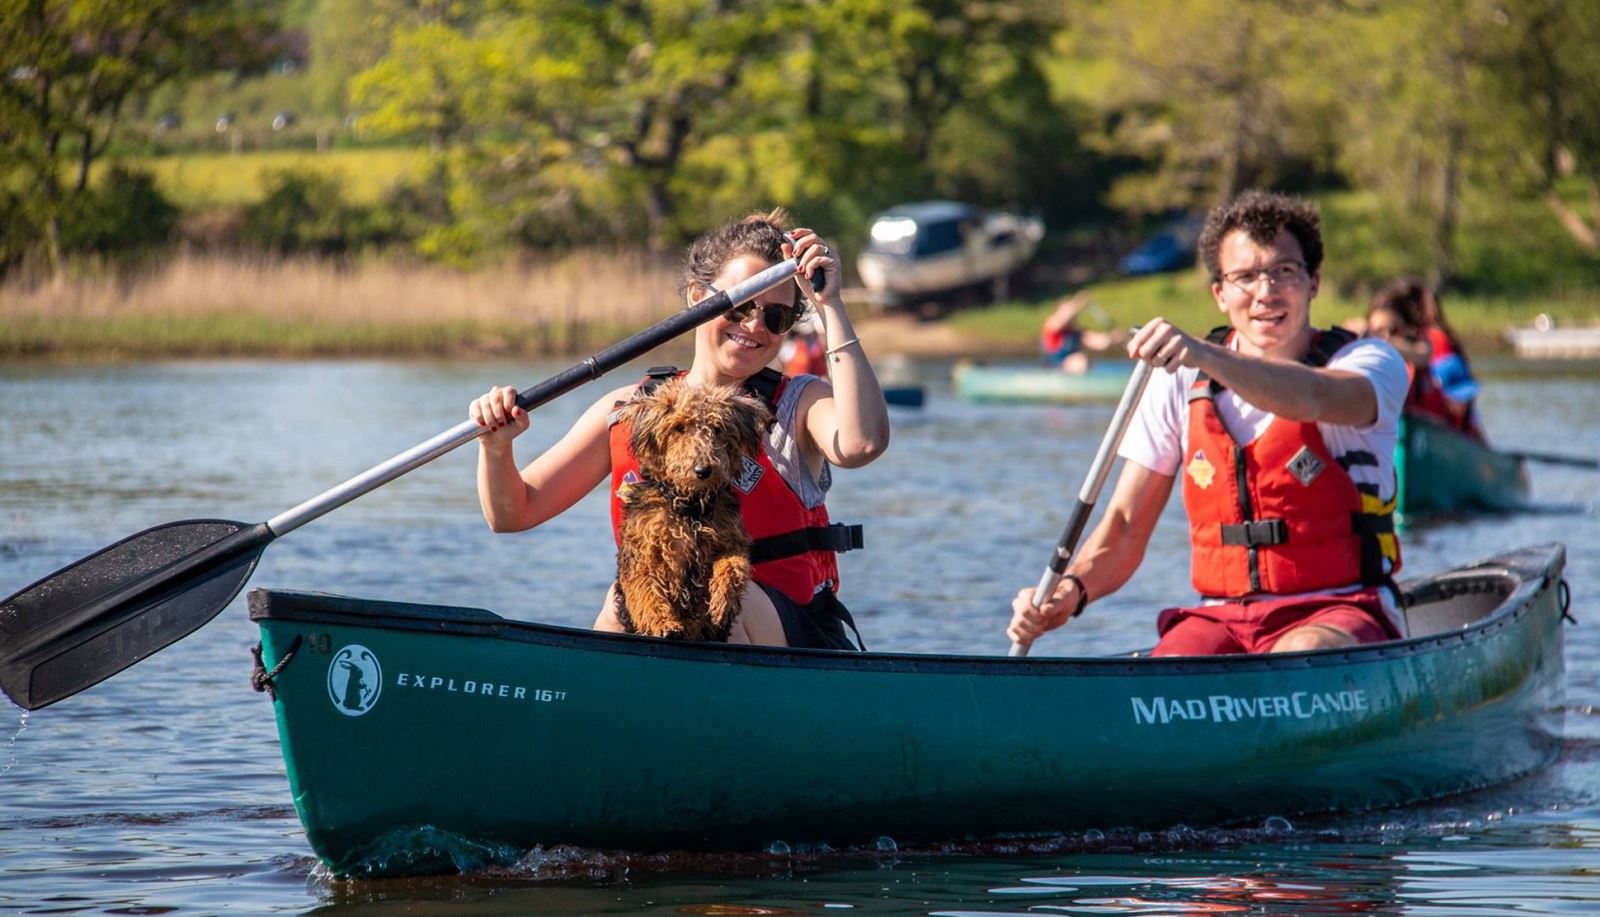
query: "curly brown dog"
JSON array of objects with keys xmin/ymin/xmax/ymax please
[{"xmin": 614, "ymin": 378, "xmax": 772, "ymax": 641}]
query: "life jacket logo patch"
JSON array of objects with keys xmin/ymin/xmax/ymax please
[
  {"xmin": 732, "ymin": 456, "xmax": 764, "ymax": 494},
  {"xmin": 1287, "ymin": 447, "xmax": 1326, "ymax": 486},
  {"xmin": 617, "ymin": 470, "xmax": 641, "ymax": 502},
  {"xmin": 1186, "ymin": 450, "xmax": 1216, "ymax": 489}
]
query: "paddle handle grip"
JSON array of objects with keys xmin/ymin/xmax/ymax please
[
  {"xmin": 266, "ymin": 258, "xmax": 803, "ymax": 537},
  {"xmin": 1010, "ymin": 360, "xmax": 1153, "ymax": 659}
]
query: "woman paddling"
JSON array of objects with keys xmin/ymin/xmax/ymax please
[
  {"xmin": 1366, "ymin": 280, "xmax": 1485, "ymax": 441},
  {"xmin": 469, "ymin": 210, "xmax": 891, "ymax": 648}
]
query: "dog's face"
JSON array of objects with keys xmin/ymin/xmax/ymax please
[{"xmin": 622, "ymin": 379, "xmax": 771, "ymax": 495}]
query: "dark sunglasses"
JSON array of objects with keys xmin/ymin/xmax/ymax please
[{"xmin": 710, "ymin": 285, "xmax": 801, "ymax": 334}]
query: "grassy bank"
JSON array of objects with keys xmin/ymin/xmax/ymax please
[
  {"xmin": 137, "ymin": 148, "xmax": 423, "ymax": 207},
  {"xmin": 63, "ymin": 148, "xmax": 1597, "ymax": 362},
  {"xmin": 0, "ymin": 251, "xmax": 682, "ymax": 359},
  {"xmin": 7, "ymin": 253, "xmax": 1598, "ymax": 360},
  {"xmin": 947, "ymin": 272, "xmax": 1600, "ymax": 355}
]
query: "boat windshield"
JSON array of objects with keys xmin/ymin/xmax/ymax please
[{"xmin": 867, "ymin": 217, "xmax": 917, "ymax": 255}]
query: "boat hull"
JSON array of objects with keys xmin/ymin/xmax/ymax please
[
  {"xmin": 1397, "ymin": 413, "xmax": 1529, "ymax": 519},
  {"xmin": 252, "ymin": 545, "xmax": 1566, "ymax": 875},
  {"xmin": 954, "ymin": 362, "xmax": 1133, "ymax": 404},
  {"xmin": 1505, "ymin": 324, "xmax": 1600, "ymax": 360}
]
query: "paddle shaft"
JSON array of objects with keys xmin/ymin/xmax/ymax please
[
  {"xmin": 6, "ymin": 258, "xmax": 804, "ymax": 666},
  {"xmin": 267, "ymin": 258, "xmax": 803, "ymax": 536},
  {"xmin": 1498, "ymin": 449, "xmax": 1600, "ymax": 470},
  {"xmin": 1010, "ymin": 360, "xmax": 1153, "ymax": 658}
]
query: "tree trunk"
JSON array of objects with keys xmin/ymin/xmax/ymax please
[
  {"xmin": 643, "ymin": 177, "xmax": 673, "ymax": 252},
  {"xmin": 77, "ymin": 131, "xmax": 94, "ymax": 192},
  {"xmin": 1429, "ymin": 120, "xmax": 1462, "ymax": 286},
  {"xmin": 1544, "ymin": 188, "xmax": 1600, "ymax": 251},
  {"xmin": 45, "ymin": 215, "xmax": 63, "ymax": 288}
]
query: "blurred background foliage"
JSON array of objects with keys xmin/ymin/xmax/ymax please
[{"xmin": 3, "ymin": 0, "xmax": 1600, "ymax": 308}]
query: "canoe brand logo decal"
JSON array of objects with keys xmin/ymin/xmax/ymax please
[
  {"xmin": 1186, "ymin": 450, "xmax": 1215, "ymax": 489},
  {"xmin": 733, "ymin": 456, "xmax": 764, "ymax": 494},
  {"xmin": 327, "ymin": 645, "xmax": 383, "ymax": 716},
  {"xmin": 1131, "ymin": 690, "xmax": 1368, "ymax": 725}
]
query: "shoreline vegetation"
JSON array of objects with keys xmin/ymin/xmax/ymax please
[{"xmin": 5, "ymin": 251, "xmax": 1597, "ymax": 363}]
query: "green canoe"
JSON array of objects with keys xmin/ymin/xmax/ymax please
[
  {"xmin": 1396, "ymin": 413, "xmax": 1529, "ymax": 520},
  {"xmin": 954, "ymin": 361, "xmax": 1133, "ymax": 404},
  {"xmin": 250, "ymin": 543, "xmax": 1567, "ymax": 876}
]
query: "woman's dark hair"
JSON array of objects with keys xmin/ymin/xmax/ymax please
[
  {"xmin": 683, "ymin": 208, "xmax": 794, "ymax": 302},
  {"xmin": 1369, "ymin": 280, "xmax": 1429, "ymax": 331},
  {"xmin": 1372, "ymin": 277, "xmax": 1465, "ymax": 355},
  {"xmin": 1197, "ymin": 189, "xmax": 1324, "ymax": 280}
]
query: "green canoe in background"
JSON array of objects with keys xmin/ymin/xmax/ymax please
[
  {"xmin": 250, "ymin": 543, "xmax": 1567, "ymax": 876},
  {"xmin": 953, "ymin": 361, "xmax": 1133, "ymax": 404},
  {"xmin": 1397, "ymin": 413, "xmax": 1530, "ymax": 521}
]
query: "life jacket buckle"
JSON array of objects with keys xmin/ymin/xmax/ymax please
[{"xmin": 1220, "ymin": 518, "xmax": 1288, "ymax": 547}]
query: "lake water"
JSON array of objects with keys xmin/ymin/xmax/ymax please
[{"xmin": 1, "ymin": 357, "xmax": 1598, "ymax": 915}]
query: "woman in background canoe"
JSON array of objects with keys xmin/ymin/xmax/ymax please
[
  {"xmin": 1366, "ymin": 280, "xmax": 1485, "ymax": 440},
  {"xmin": 468, "ymin": 210, "xmax": 891, "ymax": 648},
  {"xmin": 778, "ymin": 313, "xmax": 829, "ymax": 377},
  {"xmin": 1041, "ymin": 293, "xmax": 1127, "ymax": 374}
]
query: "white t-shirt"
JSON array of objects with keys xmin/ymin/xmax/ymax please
[{"xmin": 1119, "ymin": 335, "xmax": 1410, "ymax": 602}]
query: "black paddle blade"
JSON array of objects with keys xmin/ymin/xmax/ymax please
[{"xmin": 0, "ymin": 519, "xmax": 269, "ymax": 710}]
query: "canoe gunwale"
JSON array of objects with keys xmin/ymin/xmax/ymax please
[{"xmin": 247, "ymin": 544, "xmax": 1564, "ymax": 678}]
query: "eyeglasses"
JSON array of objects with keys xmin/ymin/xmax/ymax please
[
  {"xmin": 710, "ymin": 284, "xmax": 801, "ymax": 334},
  {"xmin": 1219, "ymin": 260, "xmax": 1309, "ymax": 294}
]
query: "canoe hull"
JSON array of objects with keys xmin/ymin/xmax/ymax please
[
  {"xmin": 252, "ymin": 545, "xmax": 1566, "ymax": 875},
  {"xmin": 954, "ymin": 362, "xmax": 1132, "ymax": 404},
  {"xmin": 1397, "ymin": 413, "xmax": 1529, "ymax": 518}
]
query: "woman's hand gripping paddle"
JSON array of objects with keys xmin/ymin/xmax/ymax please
[
  {"xmin": 0, "ymin": 258, "xmax": 809, "ymax": 711},
  {"xmin": 1010, "ymin": 359, "xmax": 1154, "ymax": 657}
]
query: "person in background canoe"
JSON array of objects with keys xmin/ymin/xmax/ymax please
[
  {"xmin": 1041, "ymin": 293, "xmax": 1127, "ymax": 374},
  {"xmin": 469, "ymin": 210, "xmax": 890, "ymax": 648},
  {"xmin": 1009, "ymin": 190, "xmax": 1409, "ymax": 656},
  {"xmin": 1367, "ymin": 280, "xmax": 1485, "ymax": 441},
  {"xmin": 777, "ymin": 313, "xmax": 829, "ymax": 377}
]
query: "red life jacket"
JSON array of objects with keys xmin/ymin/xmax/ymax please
[
  {"xmin": 782, "ymin": 334, "xmax": 828, "ymax": 377},
  {"xmin": 1181, "ymin": 327, "xmax": 1401, "ymax": 598},
  {"xmin": 1405, "ymin": 327, "xmax": 1485, "ymax": 440},
  {"xmin": 607, "ymin": 367, "xmax": 863, "ymax": 605}
]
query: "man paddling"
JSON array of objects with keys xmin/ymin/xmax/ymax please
[{"xmin": 1009, "ymin": 190, "xmax": 1409, "ymax": 655}]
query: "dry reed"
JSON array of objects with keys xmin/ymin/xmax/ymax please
[
  {"xmin": 0, "ymin": 250, "xmax": 696, "ymax": 357},
  {"xmin": 2, "ymin": 250, "xmax": 683, "ymax": 325}
]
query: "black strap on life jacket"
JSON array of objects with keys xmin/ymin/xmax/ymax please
[
  {"xmin": 749, "ymin": 523, "xmax": 864, "ymax": 564},
  {"xmin": 1196, "ymin": 324, "xmax": 1356, "ymax": 383},
  {"xmin": 629, "ymin": 365, "xmax": 784, "ymax": 410}
]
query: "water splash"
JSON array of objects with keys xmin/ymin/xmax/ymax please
[{"xmin": 1, "ymin": 709, "xmax": 28, "ymax": 776}]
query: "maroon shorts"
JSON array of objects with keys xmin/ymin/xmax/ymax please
[{"xmin": 1151, "ymin": 589, "xmax": 1399, "ymax": 657}]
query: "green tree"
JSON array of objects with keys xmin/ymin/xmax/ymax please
[
  {"xmin": 1065, "ymin": 0, "xmax": 1342, "ymax": 216},
  {"xmin": 774, "ymin": 0, "xmax": 1079, "ymax": 231},
  {"xmin": 351, "ymin": 1, "xmax": 794, "ymax": 252},
  {"xmin": 307, "ymin": 0, "xmax": 473, "ymax": 117},
  {"xmin": 0, "ymin": 0, "xmax": 273, "ymax": 278},
  {"xmin": 1482, "ymin": 0, "xmax": 1600, "ymax": 253}
]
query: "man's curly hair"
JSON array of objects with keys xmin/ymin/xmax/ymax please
[{"xmin": 1197, "ymin": 190, "xmax": 1323, "ymax": 281}]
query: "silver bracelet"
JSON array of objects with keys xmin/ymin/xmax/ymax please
[{"xmin": 826, "ymin": 337, "xmax": 860, "ymax": 356}]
